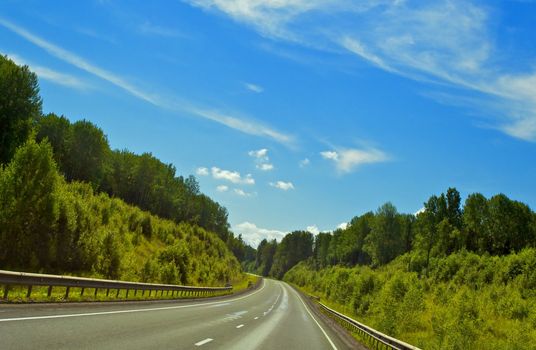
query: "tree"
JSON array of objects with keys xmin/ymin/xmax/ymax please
[
  {"xmin": 364, "ymin": 203, "xmax": 404, "ymax": 266},
  {"xmin": 35, "ymin": 113, "xmax": 72, "ymax": 170},
  {"xmin": 64, "ymin": 120, "xmax": 110, "ymax": 187},
  {"xmin": 270, "ymin": 231, "xmax": 313, "ymax": 279},
  {"xmin": 0, "ymin": 55, "xmax": 42, "ymax": 164},
  {"xmin": 255, "ymin": 239, "xmax": 277, "ymax": 276},
  {"xmin": 0, "ymin": 138, "xmax": 59, "ymax": 269}
]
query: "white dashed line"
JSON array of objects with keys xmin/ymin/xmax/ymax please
[
  {"xmin": 236, "ymin": 324, "xmax": 244, "ymax": 329},
  {"xmin": 254, "ymin": 316, "xmax": 259, "ymax": 320},
  {"xmin": 195, "ymin": 338, "xmax": 213, "ymax": 346}
]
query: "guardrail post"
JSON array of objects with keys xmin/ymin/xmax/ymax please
[
  {"xmin": 106, "ymin": 288, "xmax": 110, "ymax": 297},
  {"xmin": 148, "ymin": 290, "xmax": 152, "ymax": 297},
  {"xmin": 95, "ymin": 288, "xmax": 99, "ymax": 297},
  {"xmin": 65, "ymin": 287, "xmax": 70, "ymax": 299},
  {"xmin": 3, "ymin": 285, "xmax": 9, "ymax": 299},
  {"xmin": 126, "ymin": 289, "xmax": 129, "ymax": 298},
  {"xmin": 80, "ymin": 287, "xmax": 85, "ymax": 296},
  {"xmin": 26, "ymin": 285, "xmax": 32, "ymax": 298},
  {"xmin": 47, "ymin": 285, "xmax": 53, "ymax": 297},
  {"xmin": 116, "ymin": 289, "xmax": 120, "ymax": 298}
]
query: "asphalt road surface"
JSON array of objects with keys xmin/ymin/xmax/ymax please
[{"xmin": 0, "ymin": 279, "xmax": 358, "ymax": 349}]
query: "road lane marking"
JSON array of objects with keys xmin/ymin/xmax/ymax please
[
  {"xmin": 289, "ymin": 284, "xmax": 338, "ymax": 350},
  {"xmin": 236, "ymin": 324, "xmax": 244, "ymax": 328},
  {"xmin": 254, "ymin": 316, "xmax": 258, "ymax": 320},
  {"xmin": 0, "ymin": 279, "xmax": 267, "ymax": 323},
  {"xmin": 195, "ymin": 338, "xmax": 213, "ymax": 346}
]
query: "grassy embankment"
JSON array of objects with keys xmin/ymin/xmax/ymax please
[{"xmin": 285, "ymin": 249, "xmax": 536, "ymax": 350}]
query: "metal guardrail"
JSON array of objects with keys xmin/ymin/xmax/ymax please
[
  {"xmin": 0, "ymin": 270, "xmax": 232, "ymax": 300},
  {"xmin": 313, "ymin": 298, "xmax": 421, "ymax": 350}
]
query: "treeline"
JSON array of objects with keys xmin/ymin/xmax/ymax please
[
  {"xmin": 251, "ymin": 188, "xmax": 536, "ymax": 279},
  {"xmin": 0, "ymin": 138, "xmax": 241, "ymax": 284},
  {"xmin": 0, "ymin": 54, "xmax": 251, "ymax": 264}
]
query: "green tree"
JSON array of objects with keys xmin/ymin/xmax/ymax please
[
  {"xmin": 64, "ymin": 120, "xmax": 110, "ymax": 187},
  {"xmin": 270, "ymin": 231, "xmax": 313, "ymax": 279},
  {"xmin": 364, "ymin": 203, "xmax": 404, "ymax": 266},
  {"xmin": 0, "ymin": 138, "xmax": 59, "ymax": 269},
  {"xmin": 35, "ymin": 113, "xmax": 72, "ymax": 170},
  {"xmin": 0, "ymin": 55, "xmax": 42, "ymax": 164}
]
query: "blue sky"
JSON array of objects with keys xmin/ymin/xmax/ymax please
[{"xmin": 1, "ymin": 0, "xmax": 535, "ymax": 247}]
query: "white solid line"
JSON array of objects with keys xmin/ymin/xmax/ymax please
[
  {"xmin": 290, "ymin": 285, "xmax": 338, "ymax": 350},
  {"xmin": 254, "ymin": 316, "xmax": 259, "ymax": 320},
  {"xmin": 0, "ymin": 279, "xmax": 267, "ymax": 323},
  {"xmin": 236, "ymin": 324, "xmax": 244, "ymax": 328},
  {"xmin": 195, "ymin": 338, "xmax": 213, "ymax": 346}
]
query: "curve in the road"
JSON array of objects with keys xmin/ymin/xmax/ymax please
[{"xmin": 0, "ymin": 279, "xmax": 353, "ymax": 350}]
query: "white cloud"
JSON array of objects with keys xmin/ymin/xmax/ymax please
[
  {"xmin": 234, "ymin": 188, "xmax": 254, "ymax": 197},
  {"xmin": 320, "ymin": 151, "xmax": 338, "ymax": 160},
  {"xmin": 299, "ymin": 158, "xmax": 310, "ymax": 167},
  {"xmin": 248, "ymin": 148, "xmax": 269, "ymax": 160},
  {"xmin": 306, "ymin": 225, "xmax": 319, "ymax": 235},
  {"xmin": 245, "ymin": 82, "xmax": 264, "ymax": 93},
  {"xmin": 7, "ymin": 53, "xmax": 88, "ymax": 90},
  {"xmin": 211, "ymin": 167, "xmax": 255, "ymax": 185},
  {"xmin": 415, "ymin": 207, "xmax": 426, "ymax": 216},
  {"xmin": 337, "ymin": 222, "xmax": 348, "ymax": 230},
  {"xmin": 196, "ymin": 167, "xmax": 209, "ymax": 176},
  {"xmin": 249, "ymin": 148, "xmax": 274, "ymax": 170},
  {"xmin": 0, "ymin": 18, "xmax": 295, "ymax": 146},
  {"xmin": 190, "ymin": 108, "xmax": 295, "ymax": 146},
  {"xmin": 216, "ymin": 185, "xmax": 229, "ymax": 192},
  {"xmin": 270, "ymin": 181, "xmax": 295, "ymax": 191},
  {"xmin": 186, "ymin": 1, "xmax": 536, "ymax": 141},
  {"xmin": 243, "ymin": 174, "xmax": 255, "ymax": 185},
  {"xmin": 320, "ymin": 147, "xmax": 388, "ymax": 173},
  {"xmin": 257, "ymin": 163, "xmax": 274, "ymax": 171},
  {"xmin": 233, "ymin": 221, "xmax": 287, "ymax": 247}
]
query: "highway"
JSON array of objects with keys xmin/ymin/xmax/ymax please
[{"xmin": 0, "ymin": 279, "xmax": 359, "ymax": 349}]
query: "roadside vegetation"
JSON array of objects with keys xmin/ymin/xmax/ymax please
[
  {"xmin": 0, "ymin": 54, "xmax": 251, "ymax": 289},
  {"xmin": 250, "ymin": 187, "xmax": 536, "ymax": 348}
]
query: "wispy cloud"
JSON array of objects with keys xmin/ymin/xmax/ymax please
[
  {"xmin": 233, "ymin": 221, "xmax": 287, "ymax": 247},
  {"xmin": 320, "ymin": 147, "xmax": 388, "ymax": 173},
  {"xmin": 216, "ymin": 185, "xmax": 229, "ymax": 192},
  {"xmin": 270, "ymin": 181, "xmax": 294, "ymax": 191},
  {"xmin": 234, "ymin": 188, "xmax": 255, "ymax": 197},
  {"xmin": 6, "ymin": 53, "xmax": 88, "ymax": 90},
  {"xmin": 189, "ymin": 108, "xmax": 295, "ymax": 146},
  {"xmin": 244, "ymin": 82, "xmax": 263, "ymax": 93},
  {"xmin": 187, "ymin": 0, "xmax": 536, "ymax": 141},
  {"xmin": 0, "ymin": 17, "xmax": 295, "ymax": 146},
  {"xmin": 299, "ymin": 158, "xmax": 310, "ymax": 168},
  {"xmin": 211, "ymin": 166, "xmax": 255, "ymax": 185},
  {"xmin": 0, "ymin": 17, "xmax": 161, "ymax": 105},
  {"xmin": 138, "ymin": 21, "xmax": 187, "ymax": 38},
  {"xmin": 257, "ymin": 163, "xmax": 274, "ymax": 171}
]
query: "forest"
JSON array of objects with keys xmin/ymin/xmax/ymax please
[
  {"xmin": 0, "ymin": 54, "xmax": 248, "ymax": 285},
  {"xmin": 251, "ymin": 189, "xmax": 536, "ymax": 348}
]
